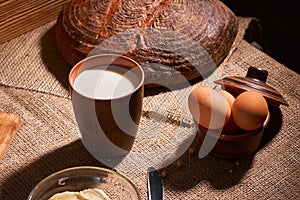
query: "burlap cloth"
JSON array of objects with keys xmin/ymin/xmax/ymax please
[{"xmin": 0, "ymin": 17, "xmax": 299, "ymax": 199}]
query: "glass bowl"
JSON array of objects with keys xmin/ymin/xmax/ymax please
[{"xmin": 28, "ymin": 166, "xmax": 141, "ymax": 200}]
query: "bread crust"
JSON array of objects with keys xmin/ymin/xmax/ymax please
[{"xmin": 56, "ymin": 0, "xmax": 239, "ymax": 87}]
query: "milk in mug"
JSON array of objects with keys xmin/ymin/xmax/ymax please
[{"xmin": 74, "ymin": 65, "xmax": 140, "ymax": 99}]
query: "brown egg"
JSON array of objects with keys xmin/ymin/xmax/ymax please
[
  {"xmin": 232, "ymin": 91, "xmax": 269, "ymax": 131},
  {"xmin": 219, "ymin": 90, "xmax": 241, "ymax": 134},
  {"xmin": 219, "ymin": 90, "xmax": 235, "ymax": 108},
  {"xmin": 188, "ymin": 87, "xmax": 231, "ymax": 129}
]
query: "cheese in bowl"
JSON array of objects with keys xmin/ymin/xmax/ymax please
[{"xmin": 48, "ymin": 188, "xmax": 110, "ymax": 200}]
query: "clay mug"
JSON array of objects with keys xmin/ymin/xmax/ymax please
[{"xmin": 69, "ymin": 54, "xmax": 144, "ymax": 164}]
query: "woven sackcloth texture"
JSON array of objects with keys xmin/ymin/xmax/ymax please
[{"xmin": 0, "ymin": 17, "xmax": 299, "ymax": 200}]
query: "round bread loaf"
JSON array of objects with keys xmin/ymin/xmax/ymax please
[{"xmin": 56, "ymin": 0, "xmax": 238, "ymax": 87}]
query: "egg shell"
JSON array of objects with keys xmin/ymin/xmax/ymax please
[
  {"xmin": 232, "ymin": 91, "xmax": 269, "ymax": 131},
  {"xmin": 188, "ymin": 87, "xmax": 231, "ymax": 129},
  {"xmin": 218, "ymin": 90, "xmax": 241, "ymax": 134},
  {"xmin": 219, "ymin": 90, "xmax": 235, "ymax": 108}
]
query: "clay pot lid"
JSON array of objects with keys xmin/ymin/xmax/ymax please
[{"xmin": 214, "ymin": 66, "xmax": 289, "ymax": 106}]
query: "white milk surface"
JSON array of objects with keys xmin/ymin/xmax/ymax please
[{"xmin": 74, "ymin": 65, "xmax": 140, "ymax": 99}]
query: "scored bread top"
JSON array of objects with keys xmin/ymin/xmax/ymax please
[{"xmin": 56, "ymin": 0, "xmax": 239, "ymax": 87}]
